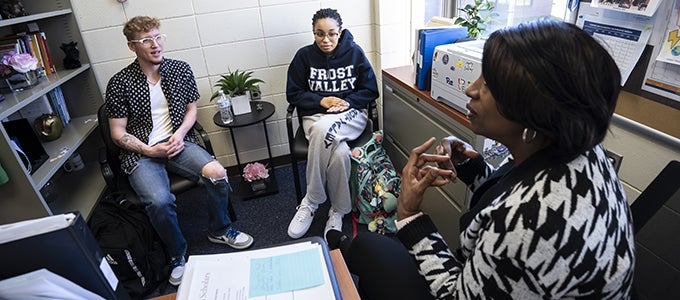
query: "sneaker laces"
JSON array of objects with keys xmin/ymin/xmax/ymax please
[
  {"xmin": 326, "ymin": 209, "xmax": 343, "ymax": 231},
  {"xmin": 170, "ymin": 256, "xmax": 185, "ymax": 268},
  {"xmin": 226, "ymin": 227, "xmax": 239, "ymax": 240},
  {"xmin": 295, "ymin": 205, "xmax": 314, "ymax": 221}
]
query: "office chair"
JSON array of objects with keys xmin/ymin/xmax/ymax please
[
  {"xmin": 97, "ymin": 104, "xmax": 236, "ymax": 220},
  {"xmin": 286, "ymin": 101, "xmax": 379, "ymax": 204},
  {"xmin": 628, "ymin": 160, "xmax": 680, "ymax": 299}
]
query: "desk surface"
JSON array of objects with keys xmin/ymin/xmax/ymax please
[
  {"xmin": 383, "ymin": 65, "xmax": 471, "ymax": 130},
  {"xmin": 150, "ymin": 249, "xmax": 359, "ymax": 300}
]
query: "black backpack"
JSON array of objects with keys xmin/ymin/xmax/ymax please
[{"xmin": 88, "ymin": 192, "xmax": 169, "ymax": 299}]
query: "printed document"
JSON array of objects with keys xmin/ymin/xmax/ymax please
[
  {"xmin": 177, "ymin": 241, "xmax": 336, "ymax": 300},
  {"xmin": 0, "ymin": 269, "xmax": 104, "ymax": 300},
  {"xmin": 576, "ymin": 3, "xmax": 654, "ymax": 84}
]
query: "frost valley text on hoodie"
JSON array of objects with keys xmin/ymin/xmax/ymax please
[{"xmin": 308, "ymin": 65, "xmax": 357, "ymax": 92}]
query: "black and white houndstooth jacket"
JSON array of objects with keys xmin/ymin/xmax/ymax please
[{"xmin": 397, "ymin": 144, "xmax": 635, "ymax": 299}]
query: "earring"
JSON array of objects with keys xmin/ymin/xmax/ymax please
[{"xmin": 522, "ymin": 128, "xmax": 537, "ymax": 143}]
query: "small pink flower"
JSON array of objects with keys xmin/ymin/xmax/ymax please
[
  {"xmin": 243, "ymin": 162, "xmax": 269, "ymax": 182},
  {"xmin": 2, "ymin": 52, "xmax": 38, "ymax": 74}
]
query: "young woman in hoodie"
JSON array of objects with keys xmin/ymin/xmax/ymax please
[{"xmin": 286, "ymin": 8, "xmax": 379, "ymax": 239}]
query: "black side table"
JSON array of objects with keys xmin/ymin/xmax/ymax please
[{"xmin": 213, "ymin": 101, "xmax": 278, "ymax": 200}]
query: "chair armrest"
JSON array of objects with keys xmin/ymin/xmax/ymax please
[
  {"xmin": 367, "ymin": 100, "xmax": 378, "ymax": 131},
  {"xmin": 286, "ymin": 104, "xmax": 295, "ymax": 119},
  {"xmin": 98, "ymin": 146, "xmax": 108, "ymax": 165},
  {"xmin": 98, "ymin": 147, "xmax": 115, "ymax": 187},
  {"xmin": 286, "ymin": 104, "xmax": 296, "ymax": 131},
  {"xmin": 286, "ymin": 104, "xmax": 297, "ymax": 153},
  {"xmin": 193, "ymin": 121, "xmax": 214, "ymax": 157}
]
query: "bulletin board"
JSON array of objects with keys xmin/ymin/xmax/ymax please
[
  {"xmin": 640, "ymin": 0, "xmax": 680, "ymax": 104},
  {"xmin": 579, "ymin": 0, "xmax": 680, "ymax": 139}
]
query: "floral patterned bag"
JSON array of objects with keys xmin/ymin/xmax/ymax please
[{"xmin": 349, "ymin": 130, "xmax": 400, "ymax": 235}]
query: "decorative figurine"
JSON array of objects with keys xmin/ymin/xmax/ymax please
[
  {"xmin": 34, "ymin": 113, "xmax": 63, "ymax": 141},
  {"xmin": 60, "ymin": 42, "xmax": 81, "ymax": 69},
  {"xmin": 0, "ymin": 0, "xmax": 29, "ymax": 19}
]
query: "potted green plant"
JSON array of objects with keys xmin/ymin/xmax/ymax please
[
  {"xmin": 211, "ymin": 69, "xmax": 264, "ymax": 115},
  {"xmin": 454, "ymin": 0, "xmax": 497, "ymax": 39}
]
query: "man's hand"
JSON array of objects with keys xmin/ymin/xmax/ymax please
[
  {"xmin": 397, "ymin": 137, "xmax": 455, "ymax": 220},
  {"xmin": 165, "ymin": 134, "xmax": 185, "ymax": 158},
  {"xmin": 143, "ymin": 134, "xmax": 185, "ymax": 158}
]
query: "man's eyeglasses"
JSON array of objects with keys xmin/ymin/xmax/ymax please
[
  {"xmin": 129, "ymin": 34, "xmax": 167, "ymax": 47},
  {"xmin": 313, "ymin": 31, "xmax": 340, "ymax": 40}
]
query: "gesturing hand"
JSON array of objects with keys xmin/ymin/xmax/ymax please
[
  {"xmin": 397, "ymin": 137, "xmax": 455, "ymax": 220},
  {"xmin": 435, "ymin": 136, "xmax": 480, "ymax": 180}
]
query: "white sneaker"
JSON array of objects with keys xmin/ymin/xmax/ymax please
[
  {"xmin": 324, "ymin": 208, "xmax": 344, "ymax": 238},
  {"xmin": 168, "ymin": 256, "xmax": 185, "ymax": 286},
  {"xmin": 288, "ymin": 204, "xmax": 315, "ymax": 239},
  {"xmin": 208, "ymin": 227, "xmax": 254, "ymax": 250}
]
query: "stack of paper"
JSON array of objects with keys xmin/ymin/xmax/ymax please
[
  {"xmin": 177, "ymin": 241, "xmax": 338, "ymax": 300},
  {"xmin": 0, "ymin": 269, "xmax": 104, "ymax": 300}
]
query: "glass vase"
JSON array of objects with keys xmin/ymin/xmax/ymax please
[
  {"xmin": 4, "ymin": 71, "xmax": 39, "ymax": 93},
  {"xmin": 250, "ymin": 179, "xmax": 267, "ymax": 192}
]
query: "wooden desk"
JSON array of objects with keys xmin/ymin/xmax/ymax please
[
  {"xmin": 151, "ymin": 249, "xmax": 359, "ymax": 300},
  {"xmin": 330, "ymin": 248, "xmax": 361, "ymax": 300}
]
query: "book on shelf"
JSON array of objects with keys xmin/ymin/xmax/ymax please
[
  {"xmin": 47, "ymin": 87, "xmax": 70, "ymax": 126},
  {"xmin": 36, "ymin": 32, "xmax": 55, "ymax": 75},
  {"xmin": 0, "ymin": 30, "xmax": 56, "ymax": 76},
  {"xmin": 0, "ymin": 42, "xmax": 19, "ymax": 58},
  {"xmin": 54, "ymin": 86, "xmax": 70, "ymax": 123}
]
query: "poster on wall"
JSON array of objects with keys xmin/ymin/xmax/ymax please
[
  {"xmin": 576, "ymin": 3, "xmax": 654, "ymax": 84},
  {"xmin": 591, "ymin": 0, "xmax": 663, "ymax": 17},
  {"xmin": 641, "ymin": 0, "xmax": 680, "ymax": 102}
]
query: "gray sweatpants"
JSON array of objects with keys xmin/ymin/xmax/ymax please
[{"xmin": 302, "ymin": 108, "xmax": 368, "ymax": 214}]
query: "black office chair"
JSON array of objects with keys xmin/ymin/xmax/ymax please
[
  {"xmin": 628, "ymin": 160, "xmax": 680, "ymax": 299},
  {"xmin": 285, "ymin": 102, "xmax": 379, "ymax": 204},
  {"xmin": 97, "ymin": 104, "xmax": 236, "ymax": 220}
]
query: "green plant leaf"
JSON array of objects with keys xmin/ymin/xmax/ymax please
[
  {"xmin": 455, "ymin": 0, "xmax": 495, "ymax": 38},
  {"xmin": 211, "ymin": 68, "xmax": 265, "ymax": 101}
]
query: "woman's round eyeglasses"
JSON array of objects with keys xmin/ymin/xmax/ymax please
[{"xmin": 313, "ymin": 31, "xmax": 339, "ymax": 40}]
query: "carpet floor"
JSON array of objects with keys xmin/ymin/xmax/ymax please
[{"xmin": 147, "ymin": 163, "xmax": 369, "ymax": 298}]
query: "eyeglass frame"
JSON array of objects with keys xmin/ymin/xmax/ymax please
[
  {"xmin": 313, "ymin": 31, "xmax": 341, "ymax": 40},
  {"xmin": 128, "ymin": 33, "xmax": 167, "ymax": 46}
]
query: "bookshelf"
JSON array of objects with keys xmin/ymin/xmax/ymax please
[{"xmin": 0, "ymin": 1, "xmax": 104, "ymax": 224}]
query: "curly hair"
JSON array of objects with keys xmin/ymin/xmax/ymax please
[
  {"xmin": 312, "ymin": 8, "xmax": 342, "ymax": 28},
  {"xmin": 123, "ymin": 16, "xmax": 161, "ymax": 41},
  {"xmin": 482, "ymin": 18, "xmax": 621, "ymax": 162}
]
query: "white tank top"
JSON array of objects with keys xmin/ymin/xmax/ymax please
[{"xmin": 147, "ymin": 80, "xmax": 174, "ymax": 145}]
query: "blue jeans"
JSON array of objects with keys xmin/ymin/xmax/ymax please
[{"xmin": 128, "ymin": 141, "xmax": 232, "ymax": 258}]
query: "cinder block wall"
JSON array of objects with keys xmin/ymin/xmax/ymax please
[{"xmin": 70, "ymin": 0, "xmax": 395, "ymax": 169}]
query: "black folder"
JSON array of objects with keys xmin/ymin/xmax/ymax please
[{"xmin": 0, "ymin": 213, "xmax": 129, "ymax": 299}]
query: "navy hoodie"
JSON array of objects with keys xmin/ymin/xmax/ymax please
[{"xmin": 286, "ymin": 29, "xmax": 379, "ymax": 117}]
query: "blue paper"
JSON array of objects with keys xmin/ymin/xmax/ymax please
[{"xmin": 248, "ymin": 248, "xmax": 325, "ymax": 297}]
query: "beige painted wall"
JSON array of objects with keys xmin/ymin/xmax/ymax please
[{"xmin": 604, "ymin": 115, "xmax": 680, "ymax": 203}]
